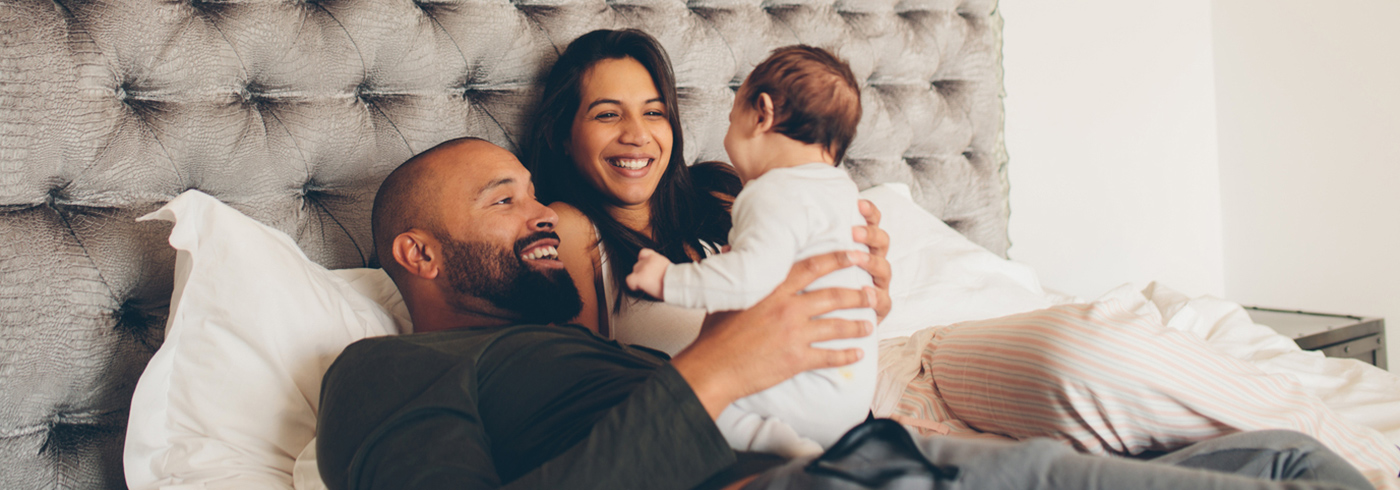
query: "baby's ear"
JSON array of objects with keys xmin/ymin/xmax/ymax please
[{"xmin": 756, "ymin": 93, "xmax": 777, "ymax": 129}]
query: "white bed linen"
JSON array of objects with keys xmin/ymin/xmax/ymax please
[
  {"xmin": 876, "ymin": 283, "xmax": 1400, "ymax": 489},
  {"xmin": 1140, "ymin": 282, "xmax": 1400, "ymax": 445},
  {"xmin": 865, "ymin": 182, "xmax": 1400, "ymax": 450},
  {"xmin": 866, "ymin": 184, "xmax": 1400, "ymax": 488}
]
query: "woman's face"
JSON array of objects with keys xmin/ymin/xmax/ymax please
[{"xmin": 566, "ymin": 56, "xmax": 673, "ymax": 213}]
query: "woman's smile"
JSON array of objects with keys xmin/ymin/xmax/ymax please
[
  {"xmin": 605, "ymin": 153, "xmax": 657, "ymax": 179},
  {"xmin": 609, "ymin": 156, "xmax": 651, "ymax": 171}
]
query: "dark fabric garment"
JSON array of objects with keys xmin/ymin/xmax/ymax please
[{"xmin": 317, "ymin": 324, "xmax": 735, "ymax": 490}]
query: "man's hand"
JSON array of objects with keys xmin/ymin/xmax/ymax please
[
  {"xmin": 854, "ymin": 199, "xmax": 892, "ymax": 323},
  {"xmin": 626, "ymin": 248, "xmax": 671, "ymax": 300},
  {"xmin": 670, "ymin": 251, "xmax": 877, "ymax": 419}
]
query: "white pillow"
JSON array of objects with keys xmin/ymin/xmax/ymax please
[
  {"xmin": 125, "ymin": 190, "xmax": 407, "ymax": 490},
  {"xmin": 859, "ymin": 184, "xmax": 1053, "ymax": 339}
]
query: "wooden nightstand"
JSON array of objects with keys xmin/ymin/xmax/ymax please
[{"xmin": 1244, "ymin": 307, "xmax": 1388, "ymax": 370}]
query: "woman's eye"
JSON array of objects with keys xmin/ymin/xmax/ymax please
[
  {"xmin": 645, "ymin": 110, "xmax": 665, "ymax": 117},
  {"xmin": 595, "ymin": 112, "xmax": 619, "ymax": 120},
  {"xmin": 494, "ymin": 197, "xmax": 512, "ymax": 205}
]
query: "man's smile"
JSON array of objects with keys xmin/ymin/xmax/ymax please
[{"xmin": 518, "ymin": 237, "xmax": 564, "ymax": 269}]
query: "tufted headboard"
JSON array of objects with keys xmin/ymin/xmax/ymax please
[{"xmin": 0, "ymin": 0, "xmax": 1006, "ymax": 488}]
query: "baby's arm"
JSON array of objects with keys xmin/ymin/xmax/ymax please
[
  {"xmin": 625, "ymin": 248, "xmax": 672, "ymax": 300},
  {"xmin": 661, "ymin": 180, "xmax": 805, "ymax": 311}
]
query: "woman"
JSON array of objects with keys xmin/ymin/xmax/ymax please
[{"xmin": 522, "ymin": 29, "xmax": 891, "ymax": 354}]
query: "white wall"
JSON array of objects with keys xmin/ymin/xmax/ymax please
[
  {"xmin": 1213, "ymin": 0, "xmax": 1400, "ymax": 369},
  {"xmin": 1001, "ymin": 0, "xmax": 1398, "ymax": 369},
  {"xmin": 1001, "ymin": 0, "xmax": 1226, "ymax": 299}
]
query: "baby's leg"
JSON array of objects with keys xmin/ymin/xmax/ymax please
[
  {"xmin": 714, "ymin": 403, "xmax": 823, "ymax": 458},
  {"xmin": 718, "ymin": 356, "xmax": 875, "ymax": 458},
  {"xmin": 734, "ymin": 341, "xmax": 876, "ymax": 446},
  {"xmin": 724, "ymin": 296, "xmax": 877, "ymax": 454},
  {"xmin": 718, "ymin": 265, "xmax": 879, "ymax": 456}
]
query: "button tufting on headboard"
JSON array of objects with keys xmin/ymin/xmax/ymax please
[{"xmin": 0, "ymin": 1, "xmax": 1007, "ymax": 487}]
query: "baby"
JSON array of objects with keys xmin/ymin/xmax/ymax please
[{"xmin": 626, "ymin": 46, "xmax": 876, "ymax": 457}]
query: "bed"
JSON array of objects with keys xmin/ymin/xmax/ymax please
[
  {"xmin": 5, "ymin": 1, "xmax": 1398, "ymax": 489},
  {"xmin": 0, "ymin": 1, "xmax": 1007, "ymax": 487}
]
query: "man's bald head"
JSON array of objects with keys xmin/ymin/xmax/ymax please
[{"xmin": 371, "ymin": 137, "xmax": 490, "ymax": 277}]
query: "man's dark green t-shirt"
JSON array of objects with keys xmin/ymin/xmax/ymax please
[{"xmin": 316, "ymin": 324, "xmax": 737, "ymax": 490}]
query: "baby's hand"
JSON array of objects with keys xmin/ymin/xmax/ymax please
[{"xmin": 626, "ymin": 248, "xmax": 671, "ymax": 300}]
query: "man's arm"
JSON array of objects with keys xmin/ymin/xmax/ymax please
[{"xmin": 321, "ymin": 252, "xmax": 874, "ymax": 490}]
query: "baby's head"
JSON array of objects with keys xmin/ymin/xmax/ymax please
[{"xmin": 728, "ymin": 45, "xmax": 861, "ymax": 169}]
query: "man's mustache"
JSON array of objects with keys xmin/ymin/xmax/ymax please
[{"xmin": 513, "ymin": 231, "xmax": 562, "ymax": 256}]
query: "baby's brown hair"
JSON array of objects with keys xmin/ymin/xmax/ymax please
[{"xmin": 740, "ymin": 45, "xmax": 861, "ymax": 165}]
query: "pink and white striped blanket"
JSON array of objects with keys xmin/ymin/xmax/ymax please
[{"xmin": 875, "ymin": 284, "xmax": 1400, "ymax": 489}]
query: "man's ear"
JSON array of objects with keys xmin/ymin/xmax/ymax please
[
  {"xmin": 754, "ymin": 93, "xmax": 777, "ymax": 133},
  {"xmin": 392, "ymin": 229, "xmax": 440, "ymax": 280}
]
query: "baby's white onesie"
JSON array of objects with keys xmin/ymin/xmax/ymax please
[{"xmin": 664, "ymin": 163, "xmax": 877, "ymax": 457}]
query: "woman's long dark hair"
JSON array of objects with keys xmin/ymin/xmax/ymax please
[{"xmin": 522, "ymin": 29, "xmax": 740, "ymax": 310}]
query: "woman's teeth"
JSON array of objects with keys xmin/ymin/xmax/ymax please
[
  {"xmin": 522, "ymin": 246, "xmax": 559, "ymax": 261},
  {"xmin": 610, "ymin": 158, "xmax": 649, "ymax": 170}
]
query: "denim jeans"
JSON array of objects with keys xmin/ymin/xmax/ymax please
[{"xmin": 743, "ymin": 420, "xmax": 1375, "ymax": 490}]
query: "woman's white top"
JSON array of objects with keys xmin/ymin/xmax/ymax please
[{"xmin": 598, "ymin": 239, "xmax": 713, "ymax": 356}]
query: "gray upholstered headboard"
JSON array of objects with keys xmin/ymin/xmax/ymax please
[{"xmin": 0, "ymin": 0, "xmax": 1006, "ymax": 487}]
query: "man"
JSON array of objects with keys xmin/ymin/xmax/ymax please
[{"xmin": 317, "ymin": 138, "xmax": 1374, "ymax": 490}]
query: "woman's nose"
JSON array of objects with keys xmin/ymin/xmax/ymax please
[{"xmin": 618, "ymin": 115, "xmax": 651, "ymax": 146}]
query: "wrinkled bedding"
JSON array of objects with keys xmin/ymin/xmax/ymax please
[{"xmin": 874, "ymin": 283, "xmax": 1400, "ymax": 489}]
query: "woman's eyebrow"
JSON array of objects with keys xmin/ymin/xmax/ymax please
[
  {"xmin": 584, "ymin": 97, "xmax": 664, "ymax": 111},
  {"xmin": 585, "ymin": 99, "xmax": 621, "ymax": 111}
]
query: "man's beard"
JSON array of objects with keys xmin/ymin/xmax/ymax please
[{"xmin": 438, "ymin": 231, "xmax": 583, "ymax": 325}]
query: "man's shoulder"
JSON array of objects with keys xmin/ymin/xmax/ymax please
[
  {"xmin": 474, "ymin": 323, "xmax": 658, "ymax": 361},
  {"xmin": 325, "ymin": 328, "xmax": 512, "ymax": 390},
  {"xmin": 337, "ymin": 328, "xmax": 497, "ymax": 362},
  {"xmin": 337, "ymin": 325, "xmax": 590, "ymax": 362},
  {"xmin": 321, "ymin": 328, "xmax": 542, "ymax": 403},
  {"xmin": 319, "ymin": 328, "xmax": 532, "ymax": 425},
  {"xmin": 326, "ymin": 324, "xmax": 643, "ymax": 392}
]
